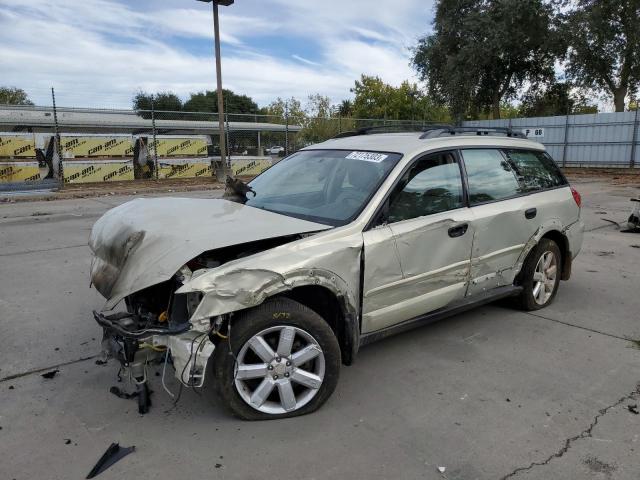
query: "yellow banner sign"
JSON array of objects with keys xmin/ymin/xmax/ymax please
[
  {"xmin": 0, "ymin": 135, "xmax": 36, "ymax": 158},
  {"xmin": 61, "ymin": 136, "xmax": 134, "ymax": 157},
  {"xmin": 0, "ymin": 161, "xmax": 41, "ymax": 182},
  {"xmin": 231, "ymin": 158, "xmax": 272, "ymax": 176},
  {"xmin": 158, "ymin": 159, "xmax": 212, "ymax": 179},
  {"xmin": 63, "ymin": 160, "xmax": 134, "ymax": 183},
  {"xmin": 150, "ymin": 138, "xmax": 208, "ymax": 157}
]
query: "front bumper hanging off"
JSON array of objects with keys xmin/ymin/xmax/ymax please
[{"xmin": 92, "ymin": 310, "xmax": 216, "ymax": 390}]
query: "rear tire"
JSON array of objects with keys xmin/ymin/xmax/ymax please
[
  {"xmin": 517, "ymin": 238, "xmax": 562, "ymax": 311},
  {"xmin": 211, "ymin": 297, "xmax": 341, "ymax": 420}
]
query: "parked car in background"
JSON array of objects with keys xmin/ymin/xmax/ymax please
[
  {"xmin": 267, "ymin": 145, "xmax": 285, "ymax": 155},
  {"xmin": 89, "ymin": 126, "xmax": 584, "ymax": 420}
]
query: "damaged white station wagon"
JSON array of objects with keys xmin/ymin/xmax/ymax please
[{"xmin": 90, "ymin": 126, "xmax": 584, "ymax": 420}]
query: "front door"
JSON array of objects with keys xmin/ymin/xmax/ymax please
[{"xmin": 362, "ymin": 150, "xmax": 474, "ymax": 333}]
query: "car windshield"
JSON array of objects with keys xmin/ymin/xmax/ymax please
[{"xmin": 247, "ymin": 149, "xmax": 402, "ymax": 226}]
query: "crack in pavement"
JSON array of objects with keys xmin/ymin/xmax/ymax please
[
  {"xmin": 0, "ymin": 243, "xmax": 88, "ymax": 257},
  {"xmin": 0, "ymin": 354, "xmax": 100, "ymax": 383},
  {"xmin": 499, "ymin": 384, "xmax": 640, "ymax": 480},
  {"xmin": 586, "ymin": 222, "xmax": 622, "ymax": 233},
  {"xmin": 88, "ymin": 197, "xmax": 122, "ymax": 207},
  {"xmin": 0, "ymin": 213, "xmax": 102, "ymax": 227},
  {"xmin": 523, "ymin": 311, "xmax": 632, "ymax": 343}
]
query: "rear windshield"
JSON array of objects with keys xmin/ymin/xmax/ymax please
[{"xmin": 247, "ymin": 149, "xmax": 402, "ymax": 226}]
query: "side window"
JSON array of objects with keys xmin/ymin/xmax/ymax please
[
  {"xmin": 462, "ymin": 149, "xmax": 521, "ymax": 204},
  {"xmin": 503, "ymin": 149, "xmax": 567, "ymax": 192},
  {"xmin": 387, "ymin": 151, "xmax": 464, "ymax": 223}
]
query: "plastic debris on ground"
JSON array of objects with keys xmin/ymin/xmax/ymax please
[{"xmin": 86, "ymin": 443, "xmax": 135, "ymax": 479}]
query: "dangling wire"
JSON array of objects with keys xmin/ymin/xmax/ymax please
[
  {"xmin": 227, "ymin": 317, "xmax": 240, "ymax": 382},
  {"xmin": 161, "ymin": 349, "xmax": 176, "ymax": 399}
]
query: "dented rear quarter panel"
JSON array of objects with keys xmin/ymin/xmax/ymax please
[{"xmin": 466, "ymin": 186, "xmax": 581, "ymax": 295}]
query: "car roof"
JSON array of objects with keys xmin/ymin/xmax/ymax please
[{"xmin": 305, "ymin": 131, "xmax": 545, "ymax": 156}]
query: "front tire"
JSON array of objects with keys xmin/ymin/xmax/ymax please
[
  {"xmin": 517, "ymin": 238, "xmax": 561, "ymax": 311},
  {"xmin": 212, "ymin": 297, "xmax": 341, "ymax": 420}
]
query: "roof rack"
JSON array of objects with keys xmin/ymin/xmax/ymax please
[
  {"xmin": 331, "ymin": 124, "xmax": 527, "ymax": 140},
  {"xmin": 419, "ymin": 126, "xmax": 527, "ymax": 139},
  {"xmin": 332, "ymin": 123, "xmax": 454, "ymax": 139}
]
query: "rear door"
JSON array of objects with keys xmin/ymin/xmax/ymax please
[
  {"xmin": 462, "ymin": 148, "xmax": 572, "ymax": 296},
  {"xmin": 462, "ymin": 148, "xmax": 535, "ymax": 295},
  {"xmin": 501, "ymin": 149, "xmax": 576, "ymax": 227},
  {"xmin": 362, "ymin": 150, "xmax": 474, "ymax": 333}
]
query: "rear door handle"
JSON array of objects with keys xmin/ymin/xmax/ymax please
[
  {"xmin": 525, "ymin": 208, "xmax": 537, "ymax": 219},
  {"xmin": 448, "ymin": 223, "xmax": 468, "ymax": 238}
]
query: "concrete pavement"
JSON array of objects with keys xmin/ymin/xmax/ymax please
[{"xmin": 1, "ymin": 179, "xmax": 639, "ymax": 480}]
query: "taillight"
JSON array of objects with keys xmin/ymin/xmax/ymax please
[{"xmin": 570, "ymin": 186, "xmax": 582, "ymax": 208}]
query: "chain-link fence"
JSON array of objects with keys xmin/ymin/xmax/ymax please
[
  {"xmin": 3, "ymin": 103, "xmax": 638, "ymax": 191},
  {"xmin": 0, "ymin": 104, "xmax": 428, "ymax": 190}
]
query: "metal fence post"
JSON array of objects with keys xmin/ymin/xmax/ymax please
[
  {"xmin": 225, "ymin": 112, "xmax": 231, "ymax": 167},
  {"xmin": 561, "ymin": 113, "xmax": 570, "ymax": 167},
  {"xmin": 151, "ymin": 98, "xmax": 159, "ymax": 180},
  {"xmin": 257, "ymin": 130, "xmax": 261, "ymax": 156},
  {"xmin": 284, "ymin": 104, "xmax": 289, "ymax": 156},
  {"xmin": 51, "ymin": 87, "xmax": 64, "ymax": 184},
  {"xmin": 630, "ymin": 102, "xmax": 639, "ymax": 168},
  {"xmin": 255, "ymin": 113, "xmax": 261, "ymax": 155}
]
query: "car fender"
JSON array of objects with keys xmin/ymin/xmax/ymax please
[
  {"xmin": 179, "ymin": 266, "xmax": 358, "ymax": 325},
  {"xmin": 511, "ymin": 217, "xmax": 572, "ymax": 280},
  {"xmin": 176, "ymin": 228, "xmax": 364, "ymax": 350}
]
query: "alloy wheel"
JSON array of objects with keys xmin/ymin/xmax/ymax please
[
  {"xmin": 234, "ymin": 325, "xmax": 325, "ymax": 415},
  {"xmin": 532, "ymin": 250, "xmax": 557, "ymax": 305}
]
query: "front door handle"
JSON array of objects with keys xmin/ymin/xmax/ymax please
[
  {"xmin": 525, "ymin": 208, "xmax": 537, "ymax": 219},
  {"xmin": 448, "ymin": 223, "xmax": 468, "ymax": 238}
]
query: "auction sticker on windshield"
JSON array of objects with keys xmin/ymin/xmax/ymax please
[{"xmin": 345, "ymin": 151, "xmax": 388, "ymax": 162}]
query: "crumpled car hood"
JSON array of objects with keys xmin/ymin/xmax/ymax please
[{"xmin": 88, "ymin": 197, "xmax": 331, "ymax": 309}]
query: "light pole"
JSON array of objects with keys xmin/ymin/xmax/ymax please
[{"xmin": 197, "ymin": 0, "xmax": 234, "ymax": 178}]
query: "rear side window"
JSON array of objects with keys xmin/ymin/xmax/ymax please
[
  {"xmin": 503, "ymin": 150, "xmax": 567, "ymax": 192},
  {"xmin": 461, "ymin": 149, "xmax": 521, "ymax": 204}
]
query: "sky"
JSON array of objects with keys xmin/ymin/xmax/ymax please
[{"xmin": 0, "ymin": 0, "xmax": 435, "ymax": 109}]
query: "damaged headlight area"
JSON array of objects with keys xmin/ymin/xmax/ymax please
[
  {"xmin": 91, "ymin": 236, "xmax": 306, "ymax": 413},
  {"xmin": 93, "ymin": 271, "xmax": 227, "ymax": 414},
  {"xmin": 88, "ymin": 205, "xmax": 334, "ymax": 414}
]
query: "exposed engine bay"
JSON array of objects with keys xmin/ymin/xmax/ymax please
[{"xmin": 94, "ymin": 234, "xmax": 304, "ymax": 413}]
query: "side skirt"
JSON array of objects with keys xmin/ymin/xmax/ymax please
[{"xmin": 359, "ymin": 285, "xmax": 523, "ymax": 346}]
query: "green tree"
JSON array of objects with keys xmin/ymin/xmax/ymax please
[
  {"xmin": 260, "ymin": 97, "xmax": 306, "ymax": 124},
  {"xmin": 258, "ymin": 97, "xmax": 306, "ymax": 150},
  {"xmin": 350, "ymin": 75, "xmax": 449, "ymax": 122},
  {"xmin": 302, "ymin": 94, "xmax": 341, "ymax": 143},
  {"xmin": 563, "ymin": 0, "xmax": 640, "ymax": 112},
  {"xmin": 519, "ymin": 82, "xmax": 598, "ymax": 116},
  {"xmin": 132, "ymin": 91, "xmax": 182, "ymax": 112},
  {"xmin": 183, "ymin": 89, "xmax": 258, "ymax": 115},
  {"xmin": 0, "ymin": 87, "xmax": 34, "ymax": 105},
  {"xmin": 412, "ymin": 0, "xmax": 562, "ymax": 121},
  {"xmin": 338, "ymin": 99, "xmax": 353, "ymax": 117},
  {"xmin": 305, "ymin": 94, "xmax": 333, "ymax": 118}
]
